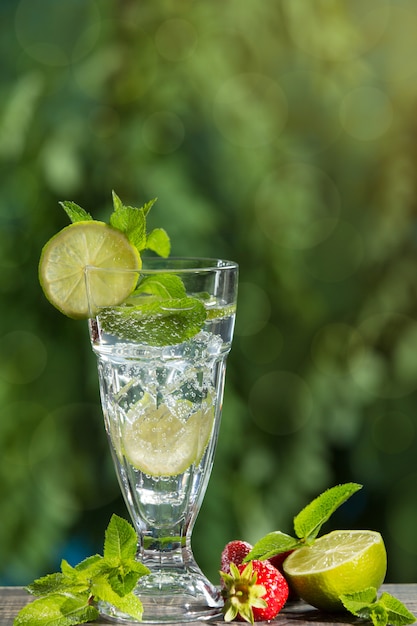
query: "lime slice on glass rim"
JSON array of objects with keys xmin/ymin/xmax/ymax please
[
  {"xmin": 283, "ymin": 529, "xmax": 387, "ymax": 612},
  {"xmin": 39, "ymin": 221, "xmax": 141, "ymax": 319},
  {"xmin": 121, "ymin": 394, "xmax": 215, "ymax": 477}
]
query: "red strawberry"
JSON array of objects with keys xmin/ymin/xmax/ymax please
[
  {"xmin": 221, "ymin": 540, "xmax": 253, "ymax": 577},
  {"xmin": 221, "ymin": 559, "xmax": 289, "ymax": 623},
  {"xmin": 268, "ymin": 550, "xmax": 298, "ymax": 600},
  {"xmin": 268, "ymin": 550, "xmax": 293, "ymax": 571}
]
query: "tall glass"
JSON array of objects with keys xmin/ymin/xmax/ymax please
[{"xmin": 86, "ymin": 258, "xmax": 238, "ymax": 623}]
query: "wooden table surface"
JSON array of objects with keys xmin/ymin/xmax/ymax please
[{"xmin": 2, "ymin": 584, "xmax": 416, "ymax": 625}]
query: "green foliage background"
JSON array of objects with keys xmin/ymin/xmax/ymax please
[{"xmin": 1, "ymin": 0, "xmax": 417, "ymax": 585}]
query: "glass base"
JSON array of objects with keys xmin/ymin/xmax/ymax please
[{"xmin": 98, "ymin": 570, "xmax": 223, "ymax": 624}]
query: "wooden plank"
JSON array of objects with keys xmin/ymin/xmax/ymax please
[{"xmin": 2, "ymin": 584, "xmax": 416, "ymax": 626}]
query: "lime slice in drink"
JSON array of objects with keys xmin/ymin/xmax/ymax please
[
  {"xmin": 283, "ymin": 529, "xmax": 387, "ymax": 612},
  {"xmin": 122, "ymin": 396, "xmax": 215, "ymax": 477},
  {"xmin": 39, "ymin": 221, "xmax": 141, "ymax": 319}
]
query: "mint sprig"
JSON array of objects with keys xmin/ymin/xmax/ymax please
[
  {"xmin": 58, "ymin": 192, "xmax": 209, "ymax": 345},
  {"xmin": 14, "ymin": 515, "xmax": 149, "ymax": 626},
  {"xmin": 244, "ymin": 482, "xmax": 362, "ymax": 560},
  {"xmin": 341, "ymin": 588, "xmax": 416, "ymax": 626},
  {"xmin": 60, "ymin": 191, "xmax": 170, "ymax": 259},
  {"xmin": 109, "ymin": 191, "xmax": 170, "ymax": 257}
]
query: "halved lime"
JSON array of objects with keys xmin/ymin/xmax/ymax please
[
  {"xmin": 283, "ymin": 529, "xmax": 387, "ymax": 612},
  {"xmin": 39, "ymin": 221, "xmax": 141, "ymax": 319},
  {"xmin": 122, "ymin": 396, "xmax": 215, "ymax": 477}
]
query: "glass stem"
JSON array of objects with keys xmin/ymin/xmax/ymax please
[{"xmin": 138, "ymin": 524, "xmax": 194, "ymax": 574}]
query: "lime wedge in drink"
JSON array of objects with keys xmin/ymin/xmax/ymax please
[
  {"xmin": 283, "ymin": 529, "xmax": 387, "ymax": 612},
  {"xmin": 122, "ymin": 396, "xmax": 215, "ymax": 477},
  {"xmin": 39, "ymin": 221, "xmax": 141, "ymax": 319}
]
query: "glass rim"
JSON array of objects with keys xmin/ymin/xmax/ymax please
[{"xmin": 85, "ymin": 257, "xmax": 238, "ymax": 275}]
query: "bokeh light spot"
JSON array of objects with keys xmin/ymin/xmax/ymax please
[
  {"xmin": 89, "ymin": 106, "xmax": 120, "ymax": 139},
  {"xmin": 302, "ymin": 220, "xmax": 364, "ymax": 282},
  {"xmin": 285, "ymin": 1, "xmax": 390, "ymax": 61},
  {"xmin": 349, "ymin": 314, "xmax": 417, "ymax": 398},
  {"xmin": 248, "ymin": 370, "xmax": 312, "ymax": 435},
  {"xmin": 155, "ymin": 18, "xmax": 198, "ymax": 62},
  {"xmin": 240, "ymin": 323, "xmax": 283, "ymax": 365},
  {"xmin": 0, "ymin": 331, "xmax": 47, "ymax": 385},
  {"xmin": 311, "ymin": 323, "xmax": 362, "ymax": 378},
  {"xmin": 279, "ymin": 70, "xmax": 343, "ymax": 155},
  {"xmin": 234, "ymin": 282, "xmax": 271, "ymax": 337},
  {"xmin": 387, "ymin": 473, "xmax": 417, "ymax": 557},
  {"xmin": 372, "ymin": 412, "xmax": 414, "ymax": 455},
  {"xmin": 340, "ymin": 86, "xmax": 393, "ymax": 141},
  {"xmin": 29, "ymin": 403, "xmax": 119, "ymax": 512},
  {"xmin": 255, "ymin": 163, "xmax": 341, "ymax": 250},
  {"xmin": 213, "ymin": 73, "xmax": 287, "ymax": 148},
  {"xmin": 142, "ymin": 111, "xmax": 185, "ymax": 155},
  {"xmin": 373, "ymin": 6, "xmax": 417, "ymax": 85},
  {"xmin": 15, "ymin": 0, "xmax": 101, "ymax": 66}
]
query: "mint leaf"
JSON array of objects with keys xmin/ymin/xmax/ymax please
[
  {"xmin": 243, "ymin": 483, "xmax": 364, "ymax": 563},
  {"xmin": 106, "ymin": 557, "xmax": 149, "ymax": 597},
  {"xmin": 370, "ymin": 604, "xmax": 390, "ymax": 626},
  {"xmin": 133, "ymin": 274, "xmax": 186, "ymax": 299},
  {"xmin": 146, "ymin": 228, "xmax": 171, "ymax": 257},
  {"xmin": 110, "ymin": 202, "xmax": 147, "ymax": 251},
  {"xmin": 141, "ymin": 197, "xmax": 157, "ymax": 216},
  {"xmin": 74, "ymin": 555, "xmax": 105, "ymax": 577},
  {"xmin": 294, "ymin": 482, "xmax": 362, "ymax": 542},
  {"xmin": 244, "ymin": 531, "xmax": 301, "ymax": 562},
  {"xmin": 13, "ymin": 592, "xmax": 98, "ymax": 626},
  {"xmin": 26, "ymin": 573, "xmax": 69, "ymax": 597},
  {"xmin": 341, "ymin": 589, "xmax": 416, "ymax": 626},
  {"xmin": 104, "ymin": 514, "xmax": 137, "ymax": 561},
  {"xmin": 102, "ymin": 515, "xmax": 148, "ymax": 596},
  {"xmin": 341, "ymin": 587, "xmax": 379, "ymax": 617},
  {"xmin": 98, "ymin": 296, "xmax": 207, "ymax": 346},
  {"xmin": 15, "ymin": 514, "xmax": 150, "ymax": 626},
  {"xmin": 380, "ymin": 592, "xmax": 417, "ymax": 625},
  {"xmin": 111, "ymin": 190, "xmax": 124, "ymax": 213},
  {"xmin": 92, "ymin": 581, "xmax": 144, "ymax": 621},
  {"xmin": 59, "ymin": 201, "xmax": 93, "ymax": 223},
  {"xmin": 110, "ymin": 192, "xmax": 163, "ymax": 254}
]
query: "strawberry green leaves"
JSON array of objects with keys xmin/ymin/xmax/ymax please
[
  {"xmin": 245, "ymin": 483, "xmax": 362, "ymax": 562},
  {"xmin": 13, "ymin": 515, "xmax": 149, "ymax": 626},
  {"xmin": 341, "ymin": 588, "xmax": 416, "ymax": 626}
]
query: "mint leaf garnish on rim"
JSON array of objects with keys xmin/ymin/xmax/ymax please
[
  {"xmin": 109, "ymin": 191, "xmax": 170, "ymax": 257},
  {"xmin": 13, "ymin": 515, "xmax": 150, "ymax": 626},
  {"xmin": 341, "ymin": 588, "xmax": 416, "ymax": 626},
  {"xmin": 110, "ymin": 191, "xmax": 148, "ymax": 253},
  {"xmin": 59, "ymin": 200, "xmax": 93, "ymax": 223},
  {"xmin": 145, "ymin": 227, "xmax": 171, "ymax": 257}
]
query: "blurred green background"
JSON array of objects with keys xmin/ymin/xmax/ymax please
[{"xmin": 2, "ymin": 0, "xmax": 417, "ymax": 587}]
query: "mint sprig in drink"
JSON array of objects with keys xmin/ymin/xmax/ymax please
[{"xmin": 39, "ymin": 193, "xmax": 238, "ymax": 623}]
